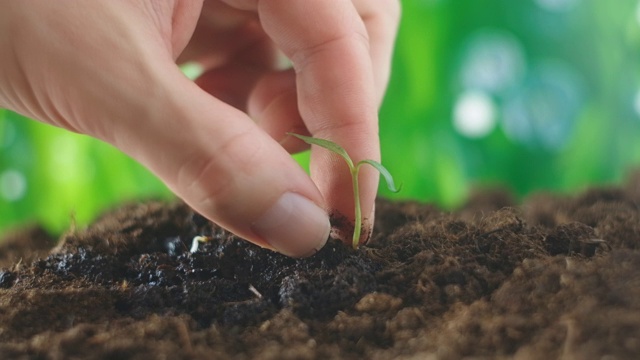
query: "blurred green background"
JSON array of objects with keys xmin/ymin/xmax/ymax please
[{"xmin": 2, "ymin": 0, "xmax": 640, "ymax": 236}]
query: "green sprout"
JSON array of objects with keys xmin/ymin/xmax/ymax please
[{"xmin": 288, "ymin": 133, "xmax": 400, "ymax": 249}]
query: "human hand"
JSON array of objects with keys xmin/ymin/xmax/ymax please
[{"xmin": 0, "ymin": 0, "xmax": 400, "ymax": 257}]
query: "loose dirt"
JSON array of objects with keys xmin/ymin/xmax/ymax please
[{"xmin": 1, "ymin": 174, "xmax": 640, "ymax": 359}]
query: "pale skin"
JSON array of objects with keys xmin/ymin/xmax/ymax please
[{"xmin": 0, "ymin": 0, "xmax": 400, "ymax": 257}]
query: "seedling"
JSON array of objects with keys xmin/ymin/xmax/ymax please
[{"xmin": 288, "ymin": 133, "xmax": 400, "ymax": 249}]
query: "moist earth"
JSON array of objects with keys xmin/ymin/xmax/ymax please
[{"xmin": 1, "ymin": 175, "xmax": 640, "ymax": 359}]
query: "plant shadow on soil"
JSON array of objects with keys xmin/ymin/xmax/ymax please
[{"xmin": 2, "ymin": 174, "xmax": 640, "ymax": 359}]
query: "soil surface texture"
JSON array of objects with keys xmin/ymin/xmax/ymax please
[{"xmin": 2, "ymin": 175, "xmax": 640, "ymax": 359}]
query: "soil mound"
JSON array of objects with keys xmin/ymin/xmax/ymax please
[{"xmin": 1, "ymin": 175, "xmax": 640, "ymax": 359}]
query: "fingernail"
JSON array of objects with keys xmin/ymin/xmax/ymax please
[{"xmin": 252, "ymin": 192, "xmax": 330, "ymax": 257}]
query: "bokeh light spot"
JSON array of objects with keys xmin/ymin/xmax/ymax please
[
  {"xmin": 454, "ymin": 91, "xmax": 497, "ymax": 138},
  {"xmin": 634, "ymin": 89, "xmax": 640, "ymax": 118},
  {"xmin": 535, "ymin": 0, "xmax": 580, "ymax": 12},
  {"xmin": 0, "ymin": 169, "xmax": 27, "ymax": 202},
  {"xmin": 460, "ymin": 30, "xmax": 526, "ymax": 95},
  {"xmin": 502, "ymin": 61, "xmax": 584, "ymax": 151}
]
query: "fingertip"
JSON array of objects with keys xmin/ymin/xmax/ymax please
[{"xmin": 251, "ymin": 192, "xmax": 330, "ymax": 257}]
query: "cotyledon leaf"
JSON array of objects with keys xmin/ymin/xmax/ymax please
[
  {"xmin": 357, "ymin": 159, "xmax": 401, "ymax": 193},
  {"xmin": 287, "ymin": 133, "xmax": 354, "ymax": 168}
]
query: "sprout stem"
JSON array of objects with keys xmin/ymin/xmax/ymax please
[{"xmin": 351, "ymin": 164, "xmax": 362, "ymax": 249}]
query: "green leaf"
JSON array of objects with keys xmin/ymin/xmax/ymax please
[
  {"xmin": 358, "ymin": 159, "xmax": 401, "ymax": 193},
  {"xmin": 287, "ymin": 133, "xmax": 354, "ymax": 168}
]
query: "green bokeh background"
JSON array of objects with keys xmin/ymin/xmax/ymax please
[{"xmin": 2, "ymin": 0, "xmax": 640, "ymax": 236}]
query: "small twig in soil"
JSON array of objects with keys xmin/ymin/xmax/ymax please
[
  {"xmin": 190, "ymin": 236, "xmax": 212, "ymax": 253},
  {"xmin": 248, "ymin": 284, "xmax": 263, "ymax": 299}
]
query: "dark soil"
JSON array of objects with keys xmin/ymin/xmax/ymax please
[{"xmin": 2, "ymin": 174, "xmax": 640, "ymax": 359}]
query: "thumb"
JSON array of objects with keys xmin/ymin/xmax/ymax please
[{"xmin": 109, "ymin": 66, "xmax": 330, "ymax": 257}]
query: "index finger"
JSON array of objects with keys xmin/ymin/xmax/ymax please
[{"xmin": 258, "ymin": 0, "xmax": 380, "ymax": 242}]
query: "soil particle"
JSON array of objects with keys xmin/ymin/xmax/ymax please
[
  {"xmin": 2, "ymin": 176, "xmax": 640, "ymax": 359},
  {"xmin": 329, "ymin": 211, "xmax": 373, "ymax": 246}
]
